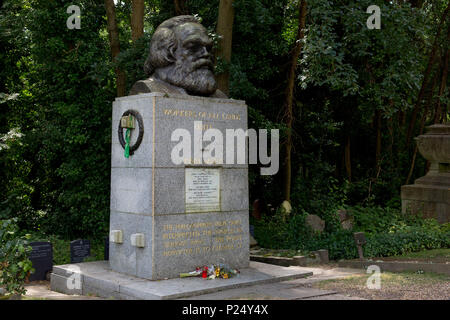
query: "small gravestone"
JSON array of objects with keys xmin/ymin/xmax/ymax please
[
  {"xmin": 29, "ymin": 242, "xmax": 53, "ymax": 281},
  {"xmin": 70, "ymin": 239, "xmax": 91, "ymax": 263},
  {"xmin": 104, "ymin": 236, "xmax": 109, "ymax": 261},
  {"xmin": 353, "ymin": 232, "xmax": 366, "ymax": 260},
  {"xmin": 337, "ymin": 209, "xmax": 354, "ymax": 230},
  {"xmin": 305, "ymin": 214, "xmax": 325, "ymax": 232},
  {"xmin": 315, "ymin": 249, "xmax": 329, "ymax": 263}
]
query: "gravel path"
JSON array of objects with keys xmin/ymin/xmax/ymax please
[{"xmin": 312, "ymin": 272, "xmax": 450, "ymax": 300}]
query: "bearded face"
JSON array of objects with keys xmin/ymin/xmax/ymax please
[
  {"xmin": 159, "ymin": 58, "xmax": 217, "ymax": 96},
  {"xmin": 154, "ymin": 22, "xmax": 218, "ymax": 96}
]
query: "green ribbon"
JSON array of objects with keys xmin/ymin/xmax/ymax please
[{"xmin": 124, "ymin": 128, "xmax": 131, "ymax": 158}]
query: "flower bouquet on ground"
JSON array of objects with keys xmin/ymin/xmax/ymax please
[
  {"xmin": 180, "ymin": 263, "xmax": 240, "ymax": 280},
  {"xmin": 179, "ymin": 266, "xmax": 203, "ymax": 278}
]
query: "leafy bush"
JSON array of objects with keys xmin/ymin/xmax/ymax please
[
  {"xmin": 304, "ymin": 230, "xmax": 359, "ymax": 260},
  {"xmin": 254, "ymin": 211, "xmax": 312, "ymax": 250},
  {"xmin": 365, "ymin": 228, "xmax": 450, "ymax": 258},
  {"xmin": 0, "ymin": 129, "xmax": 38, "ymax": 231},
  {"xmin": 0, "ymin": 1, "xmax": 113, "ymax": 239},
  {"xmin": 254, "ymin": 205, "xmax": 450, "ymax": 261},
  {"xmin": 347, "ymin": 205, "xmax": 424, "ymax": 235},
  {"xmin": 0, "ymin": 219, "xmax": 34, "ymax": 296},
  {"xmin": 439, "ymin": 223, "xmax": 450, "ymax": 233}
]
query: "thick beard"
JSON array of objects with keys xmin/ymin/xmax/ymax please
[{"xmin": 159, "ymin": 61, "xmax": 217, "ymax": 96}]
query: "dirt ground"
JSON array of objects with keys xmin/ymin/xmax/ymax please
[{"xmin": 312, "ymin": 271, "xmax": 450, "ymax": 300}]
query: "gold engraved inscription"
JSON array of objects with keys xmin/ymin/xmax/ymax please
[
  {"xmin": 163, "ymin": 109, "xmax": 241, "ymax": 121},
  {"xmin": 161, "ymin": 219, "xmax": 244, "ymax": 257}
]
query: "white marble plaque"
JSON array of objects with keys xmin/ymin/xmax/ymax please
[{"xmin": 185, "ymin": 168, "xmax": 221, "ymax": 213}]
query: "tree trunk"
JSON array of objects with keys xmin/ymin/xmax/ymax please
[
  {"xmin": 405, "ymin": 72, "xmax": 439, "ymax": 184},
  {"xmin": 216, "ymin": 0, "xmax": 235, "ymax": 96},
  {"xmin": 174, "ymin": 0, "xmax": 188, "ymax": 15},
  {"xmin": 398, "ymin": 110, "xmax": 405, "ymax": 127},
  {"xmin": 105, "ymin": 0, "xmax": 126, "ymax": 97},
  {"xmin": 405, "ymin": 104, "xmax": 429, "ymax": 185},
  {"xmin": 406, "ymin": 3, "xmax": 449, "ymax": 144},
  {"xmin": 375, "ymin": 109, "xmax": 382, "ymax": 170},
  {"xmin": 408, "ymin": 0, "xmax": 424, "ymax": 8},
  {"xmin": 283, "ymin": 0, "xmax": 307, "ymax": 201},
  {"xmin": 434, "ymin": 24, "xmax": 449, "ymax": 124},
  {"xmin": 131, "ymin": 0, "xmax": 145, "ymax": 42},
  {"xmin": 345, "ymin": 136, "xmax": 352, "ymax": 182}
]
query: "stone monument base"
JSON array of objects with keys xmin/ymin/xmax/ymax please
[
  {"xmin": 401, "ymin": 174, "xmax": 450, "ymax": 224},
  {"xmin": 50, "ymin": 261, "xmax": 312, "ymax": 300},
  {"xmin": 110, "ymin": 93, "xmax": 250, "ymax": 280},
  {"xmin": 401, "ymin": 124, "xmax": 450, "ymax": 224}
]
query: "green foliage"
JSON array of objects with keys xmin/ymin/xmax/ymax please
[
  {"xmin": 306, "ymin": 230, "xmax": 358, "ymax": 260},
  {"xmin": 254, "ymin": 210, "xmax": 311, "ymax": 250},
  {"xmin": 0, "ymin": 219, "xmax": 34, "ymax": 296},
  {"xmin": 300, "ymin": 0, "xmax": 430, "ymax": 115},
  {"xmin": 115, "ymin": 33, "xmax": 152, "ymax": 93},
  {"xmin": 292, "ymin": 0, "xmax": 436, "ymax": 209},
  {"xmin": 1, "ymin": 0, "xmax": 113, "ymax": 238},
  {"xmin": 254, "ymin": 206, "xmax": 450, "ymax": 261},
  {"xmin": 254, "ymin": 212, "xmax": 358, "ymax": 260},
  {"xmin": 347, "ymin": 205, "xmax": 415, "ymax": 235},
  {"xmin": 365, "ymin": 228, "xmax": 450, "ymax": 258},
  {"xmin": 291, "ymin": 100, "xmax": 348, "ymax": 221},
  {"xmin": 0, "ymin": 128, "xmax": 36, "ymax": 229}
]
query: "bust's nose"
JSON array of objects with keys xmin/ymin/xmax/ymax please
[{"xmin": 199, "ymin": 46, "xmax": 210, "ymax": 59}]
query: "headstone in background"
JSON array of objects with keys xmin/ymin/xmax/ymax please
[
  {"xmin": 337, "ymin": 209, "xmax": 354, "ymax": 230},
  {"xmin": 29, "ymin": 241, "xmax": 53, "ymax": 281},
  {"xmin": 70, "ymin": 239, "xmax": 91, "ymax": 263},
  {"xmin": 104, "ymin": 236, "xmax": 109, "ymax": 261},
  {"xmin": 315, "ymin": 249, "xmax": 329, "ymax": 263},
  {"xmin": 305, "ymin": 214, "xmax": 325, "ymax": 233}
]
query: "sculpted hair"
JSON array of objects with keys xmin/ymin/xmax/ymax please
[{"xmin": 144, "ymin": 15, "xmax": 200, "ymax": 76}]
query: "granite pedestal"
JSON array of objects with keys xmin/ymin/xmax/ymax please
[{"xmin": 110, "ymin": 93, "xmax": 249, "ymax": 280}]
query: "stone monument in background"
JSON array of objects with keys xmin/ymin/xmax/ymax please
[
  {"xmin": 109, "ymin": 15, "xmax": 249, "ymax": 280},
  {"xmin": 401, "ymin": 124, "xmax": 450, "ymax": 223}
]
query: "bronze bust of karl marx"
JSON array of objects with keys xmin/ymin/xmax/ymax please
[{"xmin": 129, "ymin": 15, "xmax": 227, "ymax": 99}]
